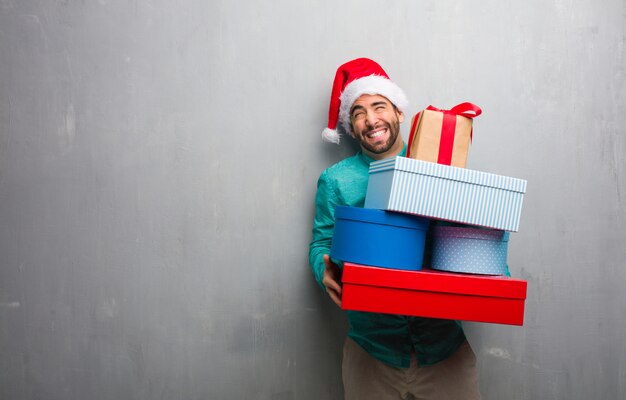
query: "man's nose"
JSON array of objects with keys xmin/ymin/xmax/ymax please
[{"xmin": 365, "ymin": 110, "xmax": 378, "ymax": 127}]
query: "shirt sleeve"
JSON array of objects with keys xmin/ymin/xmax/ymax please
[{"xmin": 308, "ymin": 170, "xmax": 338, "ymax": 290}]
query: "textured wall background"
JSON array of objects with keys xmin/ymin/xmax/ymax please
[{"xmin": 1, "ymin": 1, "xmax": 625, "ymax": 399}]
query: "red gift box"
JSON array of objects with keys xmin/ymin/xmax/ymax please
[{"xmin": 341, "ymin": 263, "xmax": 527, "ymax": 325}]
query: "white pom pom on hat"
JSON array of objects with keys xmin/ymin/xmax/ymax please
[
  {"xmin": 322, "ymin": 58, "xmax": 409, "ymax": 144},
  {"xmin": 322, "ymin": 127, "xmax": 341, "ymax": 144}
]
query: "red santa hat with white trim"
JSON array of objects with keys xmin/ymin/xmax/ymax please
[{"xmin": 322, "ymin": 58, "xmax": 409, "ymax": 144}]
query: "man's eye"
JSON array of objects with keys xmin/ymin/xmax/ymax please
[{"xmin": 352, "ymin": 112, "xmax": 365, "ymax": 120}]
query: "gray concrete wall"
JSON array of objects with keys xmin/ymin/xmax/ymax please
[{"xmin": 1, "ymin": 1, "xmax": 624, "ymax": 399}]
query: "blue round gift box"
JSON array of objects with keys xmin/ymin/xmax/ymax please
[
  {"xmin": 431, "ymin": 226, "xmax": 510, "ymax": 275},
  {"xmin": 330, "ymin": 206, "xmax": 430, "ymax": 271}
]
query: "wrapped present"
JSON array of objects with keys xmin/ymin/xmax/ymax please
[
  {"xmin": 431, "ymin": 225, "xmax": 509, "ymax": 275},
  {"xmin": 364, "ymin": 157, "xmax": 527, "ymax": 232},
  {"xmin": 341, "ymin": 262, "xmax": 527, "ymax": 326},
  {"xmin": 407, "ymin": 102, "xmax": 482, "ymax": 168},
  {"xmin": 330, "ymin": 206, "xmax": 430, "ymax": 271}
]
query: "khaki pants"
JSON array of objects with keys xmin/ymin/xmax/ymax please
[{"xmin": 342, "ymin": 338, "xmax": 481, "ymax": 400}]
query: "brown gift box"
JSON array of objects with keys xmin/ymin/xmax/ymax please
[{"xmin": 407, "ymin": 103, "xmax": 482, "ymax": 168}]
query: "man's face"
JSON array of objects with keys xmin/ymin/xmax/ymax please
[{"xmin": 350, "ymin": 94, "xmax": 404, "ymax": 157}]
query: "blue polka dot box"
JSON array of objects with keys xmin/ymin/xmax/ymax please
[{"xmin": 431, "ymin": 225, "xmax": 510, "ymax": 275}]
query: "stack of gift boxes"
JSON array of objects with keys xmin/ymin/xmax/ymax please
[{"xmin": 330, "ymin": 103, "xmax": 528, "ymax": 326}]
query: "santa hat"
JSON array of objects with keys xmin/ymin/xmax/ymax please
[{"xmin": 322, "ymin": 58, "xmax": 409, "ymax": 144}]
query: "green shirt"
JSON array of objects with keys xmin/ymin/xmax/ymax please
[{"xmin": 309, "ymin": 145, "xmax": 466, "ymax": 368}]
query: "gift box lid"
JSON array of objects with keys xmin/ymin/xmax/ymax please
[
  {"xmin": 342, "ymin": 262, "xmax": 527, "ymax": 299},
  {"xmin": 433, "ymin": 226, "xmax": 510, "ymax": 242},
  {"xmin": 335, "ymin": 206, "xmax": 429, "ymax": 230},
  {"xmin": 369, "ymin": 157, "xmax": 527, "ymax": 194}
]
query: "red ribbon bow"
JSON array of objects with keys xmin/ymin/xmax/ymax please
[{"xmin": 427, "ymin": 102, "xmax": 483, "ymax": 120}]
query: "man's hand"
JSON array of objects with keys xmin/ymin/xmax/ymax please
[{"xmin": 322, "ymin": 254, "xmax": 342, "ymax": 308}]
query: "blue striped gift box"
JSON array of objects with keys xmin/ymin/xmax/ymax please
[{"xmin": 365, "ymin": 157, "xmax": 527, "ymax": 232}]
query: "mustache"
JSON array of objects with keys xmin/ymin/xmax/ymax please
[{"xmin": 365, "ymin": 123, "xmax": 390, "ymax": 134}]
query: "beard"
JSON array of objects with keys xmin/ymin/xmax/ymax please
[{"xmin": 357, "ymin": 118, "xmax": 401, "ymax": 155}]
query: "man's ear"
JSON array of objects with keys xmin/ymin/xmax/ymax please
[{"xmin": 397, "ymin": 109, "xmax": 404, "ymax": 124}]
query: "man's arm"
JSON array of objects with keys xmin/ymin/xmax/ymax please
[
  {"xmin": 322, "ymin": 255, "xmax": 342, "ymax": 307},
  {"xmin": 309, "ymin": 171, "xmax": 343, "ymax": 307}
]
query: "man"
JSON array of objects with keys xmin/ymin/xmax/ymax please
[{"xmin": 309, "ymin": 58, "xmax": 481, "ymax": 400}]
